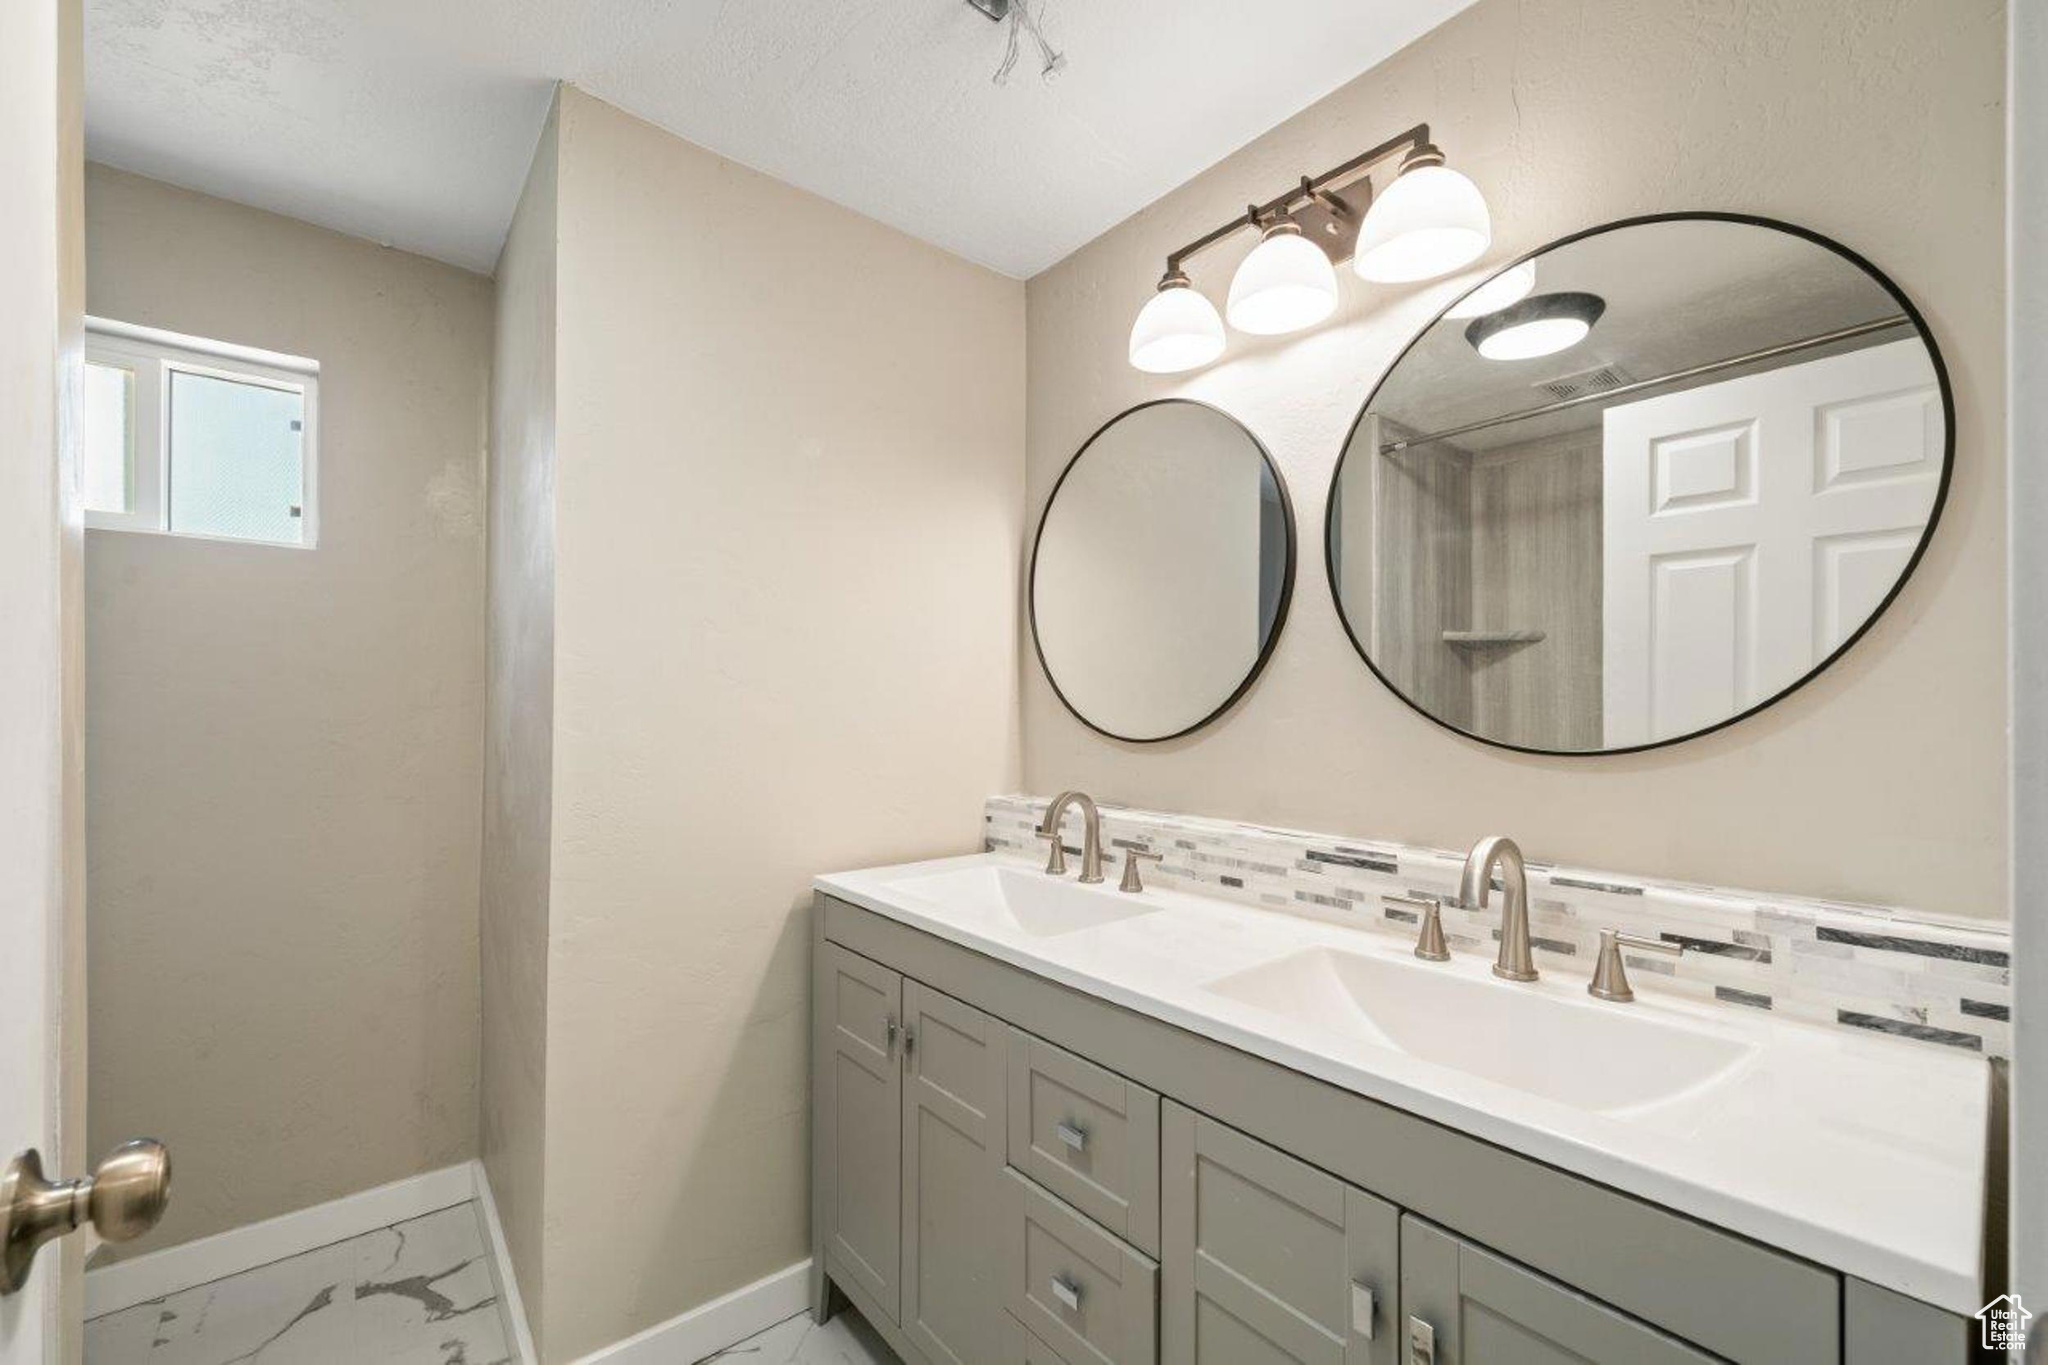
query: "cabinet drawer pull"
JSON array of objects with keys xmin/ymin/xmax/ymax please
[
  {"xmin": 1408, "ymin": 1315, "xmax": 1436, "ymax": 1365},
  {"xmin": 1054, "ymin": 1121, "xmax": 1088, "ymax": 1153},
  {"xmin": 1350, "ymin": 1280, "xmax": 1376, "ymax": 1339},
  {"xmin": 1049, "ymin": 1274, "xmax": 1082, "ymax": 1313}
]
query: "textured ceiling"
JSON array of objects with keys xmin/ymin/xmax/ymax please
[{"xmin": 85, "ymin": 0, "xmax": 1479, "ymax": 278}]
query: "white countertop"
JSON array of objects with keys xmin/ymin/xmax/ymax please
[{"xmin": 817, "ymin": 851, "xmax": 1990, "ymax": 1315}]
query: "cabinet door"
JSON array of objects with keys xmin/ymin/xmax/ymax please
[
  {"xmin": 819, "ymin": 943, "xmax": 903, "ymax": 1320},
  {"xmin": 902, "ymin": 980, "xmax": 1008, "ymax": 1365},
  {"xmin": 1399, "ymin": 1217, "xmax": 1716, "ymax": 1365},
  {"xmin": 1161, "ymin": 1101, "xmax": 1398, "ymax": 1365}
]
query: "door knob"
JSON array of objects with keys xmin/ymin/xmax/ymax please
[{"xmin": 1, "ymin": 1138, "xmax": 171, "ymax": 1294}]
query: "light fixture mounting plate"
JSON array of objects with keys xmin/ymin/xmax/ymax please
[
  {"xmin": 967, "ymin": 0, "xmax": 1010, "ymax": 19},
  {"xmin": 1283, "ymin": 196, "xmax": 1363, "ymax": 268}
]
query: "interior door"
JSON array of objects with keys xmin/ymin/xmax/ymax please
[
  {"xmin": 900, "ymin": 981, "xmax": 1006, "ymax": 1365},
  {"xmin": 819, "ymin": 943, "xmax": 905, "ymax": 1320},
  {"xmin": 1601, "ymin": 338, "xmax": 1942, "ymax": 745},
  {"xmin": 1, "ymin": 0, "xmax": 83, "ymax": 1359}
]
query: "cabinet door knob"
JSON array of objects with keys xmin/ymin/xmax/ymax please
[
  {"xmin": 1049, "ymin": 1274, "xmax": 1082, "ymax": 1313},
  {"xmin": 1054, "ymin": 1121, "xmax": 1088, "ymax": 1153},
  {"xmin": 884, "ymin": 1015, "xmax": 899, "ymax": 1054}
]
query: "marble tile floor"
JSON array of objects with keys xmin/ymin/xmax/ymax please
[
  {"xmin": 86, "ymin": 1201, "xmax": 517, "ymax": 1365},
  {"xmin": 696, "ymin": 1309, "xmax": 899, "ymax": 1365}
]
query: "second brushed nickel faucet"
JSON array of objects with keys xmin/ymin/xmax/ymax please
[
  {"xmin": 1460, "ymin": 835, "xmax": 1537, "ymax": 982},
  {"xmin": 1038, "ymin": 790, "xmax": 1106, "ymax": 884}
]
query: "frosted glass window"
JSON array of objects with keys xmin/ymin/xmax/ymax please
[
  {"xmin": 168, "ymin": 369, "xmax": 306, "ymax": 545},
  {"xmin": 84, "ymin": 318, "xmax": 318, "ymax": 545},
  {"xmin": 83, "ymin": 361, "xmax": 135, "ymax": 513}
]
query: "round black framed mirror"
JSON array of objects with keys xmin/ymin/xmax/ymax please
[
  {"xmin": 1031, "ymin": 399, "xmax": 1295, "ymax": 743},
  {"xmin": 1325, "ymin": 212, "xmax": 1953, "ymax": 755}
]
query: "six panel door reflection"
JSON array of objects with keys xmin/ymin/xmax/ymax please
[{"xmin": 1601, "ymin": 338, "xmax": 1942, "ymax": 746}]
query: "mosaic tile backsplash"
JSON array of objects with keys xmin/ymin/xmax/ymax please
[{"xmin": 985, "ymin": 795, "xmax": 2012, "ymax": 1059}]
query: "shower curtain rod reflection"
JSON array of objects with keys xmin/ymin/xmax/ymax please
[{"xmin": 1379, "ymin": 313, "xmax": 1911, "ymax": 454}]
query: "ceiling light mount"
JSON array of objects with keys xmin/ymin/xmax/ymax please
[
  {"xmin": 1465, "ymin": 291, "xmax": 1608, "ymax": 361},
  {"xmin": 966, "ymin": 0, "xmax": 1010, "ymax": 19},
  {"xmin": 1128, "ymin": 124, "xmax": 1492, "ymax": 372}
]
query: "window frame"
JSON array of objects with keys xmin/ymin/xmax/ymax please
[{"xmin": 84, "ymin": 317, "xmax": 321, "ymax": 549}]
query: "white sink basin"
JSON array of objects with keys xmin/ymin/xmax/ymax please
[
  {"xmin": 889, "ymin": 865, "xmax": 1160, "ymax": 938},
  {"xmin": 1203, "ymin": 946, "xmax": 1755, "ymax": 1113}
]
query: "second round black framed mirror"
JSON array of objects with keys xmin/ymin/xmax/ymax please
[{"xmin": 1325, "ymin": 212, "xmax": 1953, "ymax": 756}]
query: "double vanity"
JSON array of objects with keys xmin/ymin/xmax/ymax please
[{"xmin": 809, "ymin": 801, "xmax": 1990, "ymax": 1365}]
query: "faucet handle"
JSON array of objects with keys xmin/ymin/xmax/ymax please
[
  {"xmin": 1035, "ymin": 828, "xmax": 1068, "ymax": 877},
  {"xmin": 1587, "ymin": 928, "xmax": 1683, "ymax": 1003},
  {"xmin": 1118, "ymin": 848, "xmax": 1163, "ymax": 893},
  {"xmin": 1384, "ymin": 894, "xmax": 1450, "ymax": 962}
]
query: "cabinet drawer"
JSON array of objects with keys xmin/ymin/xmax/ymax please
[
  {"xmin": 1005, "ymin": 1169, "xmax": 1158, "ymax": 1365},
  {"xmin": 1009, "ymin": 1027, "xmax": 1162, "ymax": 1255},
  {"xmin": 1007, "ymin": 1312, "xmax": 1081, "ymax": 1365}
]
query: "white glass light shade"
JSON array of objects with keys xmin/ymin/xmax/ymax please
[
  {"xmin": 1128, "ymin": 281, "xmax": 1226, "ymax": 373},
  {"xmin": 1444, "ymin": 260, "xmax": 1536, "ymax": 319},
  {"xmin": 1226, "ymin": 228, "xmax": 1339, "ymax": 335},
  {"xmin": 1353, "ymin": 164, "xmax": 1492, "ymax": 283},
  {"xmin": 1474, "ymin": 316, "xmax": 1591, "ymax": 360}
]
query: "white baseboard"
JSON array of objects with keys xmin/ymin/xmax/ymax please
[
  {"xmin": 570, "ymin": 1260, "xmax": 813, "ymax": 1365},
  {"xmin": 84, "ymin": 1162, "xmax": 476, "ymax": 1319},
  {"xmin": 469, "ymin": 1160, "xmax": 540, "ymax": 1365}
]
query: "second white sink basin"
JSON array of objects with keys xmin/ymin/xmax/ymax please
[
  {"xmin": 890, "ymin": 864, "xmax": 1160, "ymax": 938},
  {"xmin": 1203, "ymin": 946, "xmax": 1755, "ymax": 1113}
]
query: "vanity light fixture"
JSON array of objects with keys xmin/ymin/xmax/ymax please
[
  {"xmin": 1444, "ymin": 260, "xmax": 1536, "ymax": 319},
  {"xmin": 1352, "ymin": 144, "xmax": 1492, "ymax": 283},
  {"xmin": 1125, "ymin": 124, "xmax": 1490, "ymax": 371},
  {"xmin": 1465, "ymin": 291, "xmax": 1606, "ymax": 361},
  {"xmin": 1226, "ymin": 217, "xmax": 1339, "ymax": 336},
  {"xmin": 1129, "ymin": 272, "xmax": 1227, "ymax": 373}
]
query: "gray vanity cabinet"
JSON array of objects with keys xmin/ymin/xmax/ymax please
[
  {"xmin": 812, "ymin": 895, "xmax": 1976, "ymax": 1365},
  {"xmin": 1161, "ymin": 1101, "xmax": 1398, "ymax": 1365},
  {"xmin": 1398, "ymin": 1217, "xmax": 1715, "ymax": 1365},
  {"xmin": 815, "ymin": 943, "xmax": 1010, "ymax": 1365},
  {"xmin": 818, "ymin": 942, "xmax": 903, "ymax": 1319},
  {"xmin": 901, "ymin": 979, "xmax": 1009, "ymax": 1365}
]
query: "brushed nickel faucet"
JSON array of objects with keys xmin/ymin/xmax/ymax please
[
  {"xmin": 1383, "ymin": 894, "xmax": 1450, "ymax": 961},
  {"xmin": 1038, "ymin": 791, "xmax": 1106, "ymax": 884},
  {"xmin": 1118, "ymin": 847, "xmax": 1163, "ymax": 893},
  {"xmin": 1460, "ymin": 835, "xmax": 1537, "ymax": 982},
  {"xmin": 1587, "ymin": 927, "xmax": 1685, "ymax": 1002}
]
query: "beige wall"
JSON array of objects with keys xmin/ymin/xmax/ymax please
[
  {"xmin": 1022, "ymin": 0, "xmax": 2008, "ymax": 919},
  {"xmin": 83, "ymin": 166, "xmax": 493, "ymax": 1253},
  {"xmin": 512, "ymin": 86, "xmax": 1025, "ymax": 1360},
  {"xmin": 482, "ymin": 99, "xmax": 558, "ymax": 1352}
]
